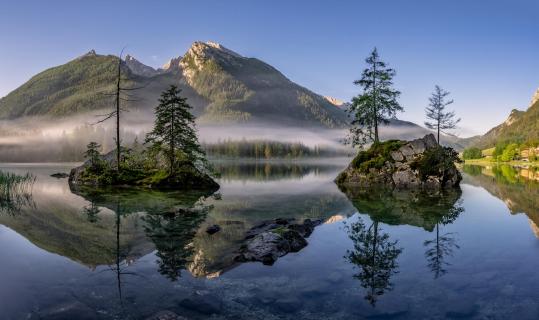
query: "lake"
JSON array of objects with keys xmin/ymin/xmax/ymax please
[{"xmin": 1, "ymin": 161, "xmax": 539, "ymax": 319}]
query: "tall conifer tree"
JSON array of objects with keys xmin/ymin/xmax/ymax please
[
  {"xmin": 348, "ymin": 48, "xmax": 402, "ymax": 147},
  {"xmin": 425, "ymin": 85, "xmax": 460, "ymax": 144},
  {"xmin": 145, "ymin": 85, "xmax": 207, "ymax": 174}
]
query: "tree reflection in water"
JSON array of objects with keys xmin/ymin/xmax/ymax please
[
  {"xmin": 342, "ymin": 187, "xmax": 465, "ymax": 304},
  {"xmin": 143, "ymin": 206, "xmax": 208, "ymax": 281},
  {"xmin": 423, "ymin": 198, "xmax": 464, "ymax": 279},
  {"xmin": 346, "ymin": 218, "xmax": 402, "ymax": 306},
  {"xmin": 83, "ymin": 200, "xmax": 101, "ymax": 223}
]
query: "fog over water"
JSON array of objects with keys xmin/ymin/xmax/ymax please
[{"xmin": 0, "ymin": 110, "xmax": 438, "ymax": 162}]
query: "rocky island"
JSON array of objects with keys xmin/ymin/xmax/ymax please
[
  {"xmin": 69, "ymin": 84, "xmax": 220, "ymax": 192},
  {"xmin": 336, "ymin": 134, "xmax": 462, "ymax": 190}
]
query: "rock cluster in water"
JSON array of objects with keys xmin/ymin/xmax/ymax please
[
  {"xmin": 235, "ymin": 218, "xmax": 322, "ymax": 265},
  {"xmin": 336, "ymin": 134, "xmax": 461, "ymax": 190},
  {"xmin": 68, "ymin": 150, "xmax": 219, "ymax": 191}
]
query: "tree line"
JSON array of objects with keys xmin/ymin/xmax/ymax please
[{"xmin": 203, "ymin": 139, "xmax": 350, "ymax": 159}]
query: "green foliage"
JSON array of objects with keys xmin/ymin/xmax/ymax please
[
  {"xmin": 347, "ymin": 48, "xmax": 402, "ymax": 147},
  {"xmin": 462, "ymin": 147, "xmax": 483, "ymax": 160},
  {"xmin": 500, "ymin": 143, "xmax": 519, "ymax": 162},
  {"xmin": 351, "ymin": 140, "xmax": 404, "ymax": 172},
  {"xmin": 411, "ymin": 146, "xmax": 462, "ymax": 181},
  {"xmin": 84, "ymin": 142, "xmax": 102, "ymax": 167},
  {"xmin": 145, "ymin": 85, "xmax": 210, "ymax": 174},
  {"xmin": 0, "ymin": 53, "xmax": 130, "ymax": 118}
]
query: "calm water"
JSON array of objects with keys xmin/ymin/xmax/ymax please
[{"xmin": 2, "ymin": 161, "xmax": 539, "ymax": 319}]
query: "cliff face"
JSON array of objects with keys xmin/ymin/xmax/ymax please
[{"xmin": 336, "ymin": 134, "xmax": 461, "ymax": 190}]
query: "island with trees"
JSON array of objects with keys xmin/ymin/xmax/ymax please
[
  {"xmin": 336, "ymin": 48, "xmax": 462, "ymax": 190},
  {"xmin": 69, "ymin": 85, "xmax": 219, "ymax": 192}
]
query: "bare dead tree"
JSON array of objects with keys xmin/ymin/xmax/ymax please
[{"xmin": 94, "ymin": 48, "xmax": 149, "ymax": 173}]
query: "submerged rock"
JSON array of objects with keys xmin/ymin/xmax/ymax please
[
  {"xmin": 50, "ymin": 172, "xmax": 69, "ymax": 179},
  {"xmin": 206, "ymin": 224, "xmax": 221, "ymax": 234},
  {"xmin": 336, "ymin": 134, "xmax": 461, "ymax": 190},
  {"xmin": 235, "ymin": 218, "xmax": 321, "ymax": 265}
]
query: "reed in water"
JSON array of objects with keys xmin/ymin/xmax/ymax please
[{"xmin": 0, "ymin": 170, "xmax": 36, "ymax": 215}]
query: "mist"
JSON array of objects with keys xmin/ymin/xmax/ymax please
[{"xmin": 0, "ymin": 109, "xmax": 444, "ymax": 162}]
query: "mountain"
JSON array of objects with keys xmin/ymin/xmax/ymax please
[
  {"xmin": 125, "ymin": 54, "xmax": 160, "ymax": 77},
  {"xmin": 324, "ymin": 96, "xmax": 351, "ymax": 109},
  {"xmin": 472, "ymin": 88, "xmax": 539, "ymax": 149},
  {"xmin": 379, "ymin": 119, "xmax": 479, "ymax": 150},
  {"xmin": 0, "ymin": 41, "xmax": 349, "ymax": 128}
]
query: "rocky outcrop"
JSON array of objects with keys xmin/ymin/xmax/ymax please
[
  {"xmin": 235, "ymin": 218, "xmax": 322, "ymax": 265},
  {"xmin": 68, "ymin": 150, "xmax": 220, "ymax": 192},
  {"xmin": 530, "ymin": 88, "xmax": 539, "ymax": 108},
  {"xmin": 125, "ymin": 54, "xmax": 160, "ymax": 77},
  {"xmin": 336, "ymin": 134, "xmax": 461, "ymax": 190}
]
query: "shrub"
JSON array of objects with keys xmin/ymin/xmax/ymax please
[
  {"xmin": 411, "ymin": 146, "xmax": 462, "ymax": 181},
  {"xmin": 462, "ymin": 147, "xmax": 482, "ymax": 160},
  {"xmin": 500, "ymin": 143, "xmax": 519, "ymax": 162},
  {"xmin": 351, "ymin": 140, "xmax": 404, "ymax": 172}
]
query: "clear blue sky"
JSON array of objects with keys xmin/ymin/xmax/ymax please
[{"xmin": 1, "ymin": 0, "xmax": 537, "ymax": 136}]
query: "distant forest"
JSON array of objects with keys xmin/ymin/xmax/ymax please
[
  {"xmin": 0, "ymin": 125, "xmax": 351, "ymax": 162},
  {"xmin": 203, "ymin": 139, "xmax": 351, "ymax": 159}
]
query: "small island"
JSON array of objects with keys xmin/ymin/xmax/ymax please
[
  {"xmin": 69, "ymin": 85, "xmax": 219, "ymax": 192},
  {"xmin": 336, "ymin": 134, "xmax": 462, "ymax": 190}
]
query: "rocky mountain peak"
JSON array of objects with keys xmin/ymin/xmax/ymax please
[
  {"xmin": 504, "ymin": 109, "xmax": 523, "ymax": 126},
  {"xmin": 531, "ymin": 88, "xmax": 539, "ymax": 107},
  {"xmin": 180, "ymin": 41, "xmax": 244, "ymax": 78},
  {"xmin": 76, "ymin": 49, "xmax": 97, "ymax": 60},
  {"xmin": 324, "ymin": 96, "xmax": 351, "ymax": 110},
  {"xmin": 161, "ymin": 56, "xmax": 182, "ymax": 71},
  {"xmin": 124, "ymin": 54, "xmax": 159, "ymax": 77}
]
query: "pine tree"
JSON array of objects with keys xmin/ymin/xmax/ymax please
[
  {"xmin": 145, "ymin": 85, "xmax": 207, "ymax": 175},
  {"xmin": 347, "ymin": 48, "xmax": 402, "ymax": 147},
  {"xmin": 425, "ymin": 85, "xmax": 460, "ymax": 144},
  {"xmin": 83, "ymin": 141, "xmax": 101, "ymax": 168}
]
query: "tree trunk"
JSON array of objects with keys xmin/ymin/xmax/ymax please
[
  {"xmin": 170, "ymin": 102, "xmax": 175, "ymax": 175},
  {"xmin": 373, "ymin": 58, "xmax": 378, "ymax": 143},
  {"xmin": 116, "ymin": 57, "xmax": 121, "ymax": 172}
]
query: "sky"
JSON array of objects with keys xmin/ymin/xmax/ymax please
[{"xmin": 0, "ymin": 0, "xmax": 537, "ymax": 137}]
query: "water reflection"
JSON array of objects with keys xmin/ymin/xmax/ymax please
[
  {"xmin": 424, "ymin": 226, "xmax": 460, "ymax": 279},
  {"xmin": 346, "ymin": 218, "xmax": 402, "ymax": 306},
  {"xmin": 340, "ymin": 187, "xmax": 464, "ymax": 231},
  {"xmin": 463, "ymin": 164, "xmax": 539, "ymax": 237},
  {"xmin": 342, "ymin": 187, "xmax": 465, "ymax": 303},
  {"xmin": 213, "ymin": 160, "xmax": 346, "ymax": 182},
  {"xmin": 0, "ymin": 170, "xmax": 35, "ymax": 216},
  {"xmin": 143, "ymin": 207, "xmax": 209, "ymax": 281}
]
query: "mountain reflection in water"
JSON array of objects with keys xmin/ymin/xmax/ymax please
[
  {"xmin": 463, "ymin": 164, "xmax": 539, "ymax": 237},
  {"xmin": 4, "ymin": 162, "xmax": 539, "ymax": 319}
]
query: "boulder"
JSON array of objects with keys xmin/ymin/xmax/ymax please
[
  {"xmin": 235, "ymin": 218, "xmax": 321, "ymax": 265},
  {"xmin": 336, "ymin": 134, "xmax": 461, "ymax": 190}
]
